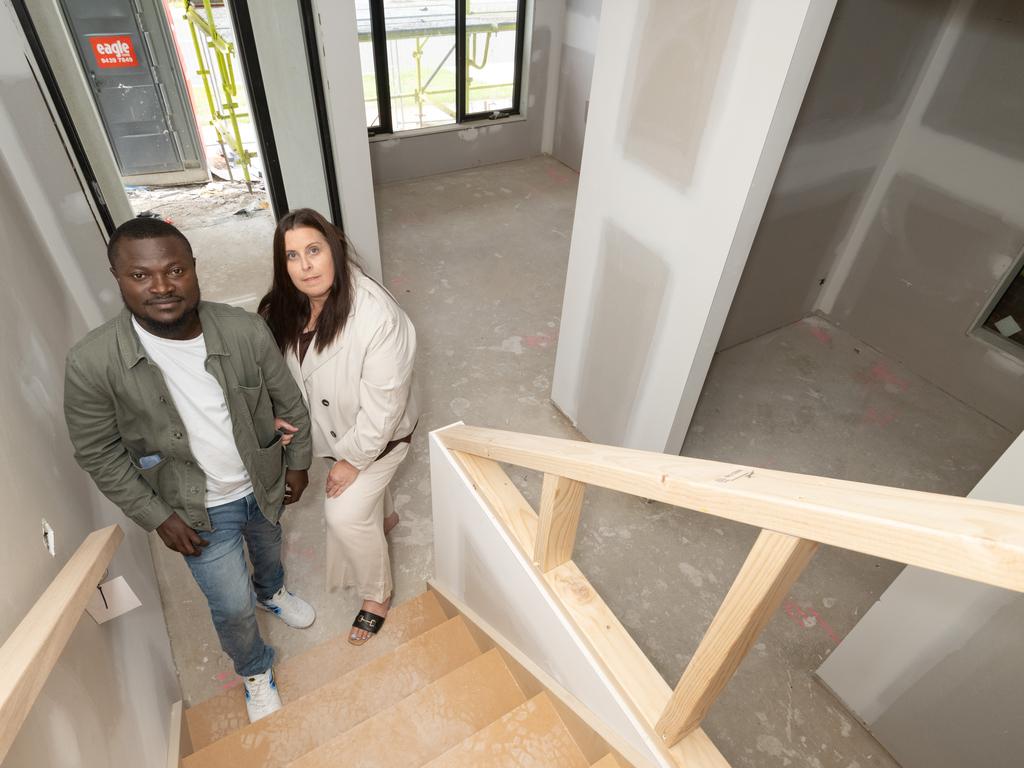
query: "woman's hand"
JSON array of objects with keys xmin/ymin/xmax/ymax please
[
  {"xmin": 274, "ymin": 417, "xmax": 299, "ymax": 446},
  {"xmin": 326, "ymin": 459, "xmax": 359, "ymax": 498}
]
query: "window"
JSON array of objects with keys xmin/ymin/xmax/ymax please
[
  {"xmin": 981, "ymin": 263, "xmax": 1024, "ymax": 351},
  {"xmin": 357, "ymin": 0, "xmax": 527, "ymax": 136}
]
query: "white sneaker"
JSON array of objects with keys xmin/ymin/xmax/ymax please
[
  {"xmin": 244, "ymin": 667, "xmax": 282, "ymax": 722},
  {"xmin": 257, "ymin": 587, "xmax": 316, "ymax": 628}
]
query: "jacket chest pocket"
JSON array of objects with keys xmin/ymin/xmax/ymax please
[
  {"xmin": 236, "ymin": 371, "xmax": 267, "ymax": 413},
  {"xmin": 235, "ymin": 371, "xmax": 276, "ymax": 447}
]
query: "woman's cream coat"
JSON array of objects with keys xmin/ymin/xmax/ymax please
[{"xmin": 285, "ymin": 270, "xmax": 418, "ymax": 470}]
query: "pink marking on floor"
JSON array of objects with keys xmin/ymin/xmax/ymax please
[
  {"xmin": 783, "ymin": 600, "xmax": 842, "ymax": 645},
  {"xmin": 807, "ymin": 325, "xmax": 832, "ymax": 345},
  {"xmin": 219, "ymin": 679, "xmax": 242, "ymax": 691},
  {"xmin": 869, "ymin": 361, "xmax": 910, "ymax": 392},
  {"xmin": 804, "ymin": 606, "xmax": 841, "ymax": 645},
  {"xmin": 524, "ymin": 332, "xmax": 554, "ymax": 348},
  {"xmin": 546, "ymin": 166, "xmax": 571, "ymax": 185}
]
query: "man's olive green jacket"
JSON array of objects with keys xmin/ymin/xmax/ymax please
[{"xmin": 64, "ymin": 302, "xmax": 312, "ymax": 532}]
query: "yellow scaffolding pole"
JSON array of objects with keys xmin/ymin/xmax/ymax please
[{"xmin": 183, "ymin": 0, "xmax": 256, "ymax": 188}]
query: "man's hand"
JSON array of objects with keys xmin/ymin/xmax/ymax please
[
  {"xmin": 326, "ymin": 460, "xmax": 359, "ymax": 498},
  {"xmin": 156, "ymin": 513, "xmax": 208, "ymax": 556},
  {"xmin": 284, "ymin": 468, "xmax": 309, "ymax": 505},
  {"xmin": 274, "ymin": 417, "xmax": 299, "ymax": 447}
]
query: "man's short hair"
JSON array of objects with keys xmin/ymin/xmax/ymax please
[{"xmin": 107, "ymin": 217, "xmax": 192, "ymax": 265}]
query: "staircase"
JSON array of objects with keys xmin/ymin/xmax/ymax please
[
  {"xmin": 6, "ymin": 426, "xmax": 1023, "ymax": 768},
  {"xmin": 178, "ymin": 590, "xmax": 634, "ymax": 768}
]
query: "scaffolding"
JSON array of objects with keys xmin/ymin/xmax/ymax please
[
  {"xmin": 358, "ymin": 9, "xmax": 518, "ymax": 131},
  {"xmin": 183, "ymin": 0, "xmax": 256, "ymax": 188}
]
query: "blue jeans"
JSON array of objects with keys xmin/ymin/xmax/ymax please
[{"xmin": 183, "ymin": 493, "xmax": 283, "ymax": 677}]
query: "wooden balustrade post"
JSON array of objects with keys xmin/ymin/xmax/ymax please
[
  {"xmin": 534, "ymin": 474, "xmax": 586, "ymax": 572},
  {"xmin": 656, "ymin": 529, "xmax": 818, "ymax": 746}
]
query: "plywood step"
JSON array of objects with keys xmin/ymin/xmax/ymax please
[
  {"xmin": 289, "ymin": 648, "xmax": 527, "ymax": 767},
  {"xmin": 422, "ymin": 693, "xmax": 591, "ymax": 768},
  {"xmin": 590, "ymin": 755, "xmax": 627, "ymax": 768},
  {"xmin": 187, "ymin": 590, "xmax": 448, "ymax": 750},
  {"xmin": 182, "ymin": 615, "xmax": 481, "ymax": 768}
]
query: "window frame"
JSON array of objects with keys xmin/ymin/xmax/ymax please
[
  {"xmin": 364, "ymin": 0, "xmax": 528, "ymax": 137},
  {"xmin": 971, "ymin": 245, "xmax": 1024, "ymax": 362}
]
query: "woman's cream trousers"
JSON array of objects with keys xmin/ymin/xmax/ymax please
[{"xmin": 323, "ymin": 442, "xmax": 409, "ymax": 602}]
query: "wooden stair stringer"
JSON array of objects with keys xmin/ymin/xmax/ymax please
[
  {"xmin": 425, "ymin": 434, "xmax": 696, "ymax": 768},
  {"xmin": 428, "ymin": 580, "xmax": 649, "ymax": 768}
]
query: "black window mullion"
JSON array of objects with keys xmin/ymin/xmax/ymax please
[
  {"xmin": 456, "ymin": 0, "xmax": 467, "ymax": 123},
  {"xmin": 511, "ymin": 0, "xmax": 527, "ymax": 114},
  {"xmin": 462, "ymin": 0, "xmax": 525, "ymax": 122},
  {"xmin": 369, "ymin": 0, "xmax": 392, "ymax": 135}
]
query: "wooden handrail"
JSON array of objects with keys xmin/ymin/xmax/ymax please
[
  {"xmin": 439, "ymin": 425, "xmax": 1024, "ymax": 592},
  {"xmin": 0, "ymin": 524, "xmax": 124, "ymax": 762}
]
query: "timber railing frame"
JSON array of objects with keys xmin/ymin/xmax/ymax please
[
  {"xmin": 438, "ymin": 424, "xmax": 1024, "ymax": 767},
  {"xmin": 0, "ymin": 524, "xmax": 124, "ymax": 763}
]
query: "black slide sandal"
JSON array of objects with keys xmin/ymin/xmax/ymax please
[{"xmin": 348, "ymin": 609, "xmax": 386, "ymax": 646}]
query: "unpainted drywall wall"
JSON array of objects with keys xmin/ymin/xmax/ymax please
[
  {"xmin": 249, "ymin": 0, "xmax": 333, "ymax": 216},
  {"xmin": 315, "ymin": 0, "xmax": 383, "ymax": 279},
  {"xmin": 552, "ymin": 0, "xmax": 837, "ymax": 453},
  {"xmin": 551, "ymin": 0, "xmax": 600, "ymax": 172},
  {"xmin": 0, "ymin": 12, "xmax": 178, "ymax": 767},
  {"xmin": 21, "ymin": 0, "xmax": 132, "ymax": 225},
  {"xmin": 719, "ymin": 0, "xmax": 948, "ymax": 350},
  {"xmin": 368, "ymin": 1, "xmax": 564, "ymax": 184},
  {"xmin": 824, "ymin": 0, "xmax": 1024, "ymax": 432},
  {"xmin": 429, "ymin": 430, "xmax": 661, "ymax": 764},
  {"xmin": 818, "ymin": 429, "xmax": 1024, "ymax": 768}
]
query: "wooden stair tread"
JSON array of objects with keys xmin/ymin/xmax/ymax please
[
  {"xmin": 422, "ymin": 693, "xmax": 591, "ymax": 768},
  {"xmin": 590, "ymin": 755, "xmax": 627, "ymax": 768},
  {"xmin": 187, "ymin": 590, "xmax": 448, "ymax": 750},
  {"xmin": 182, "ymin": 615, "xmax": 480, "ymax": 768},
  {"xmin": 289, "ymin": 649, "xmax": 527, "ymax": 767}
]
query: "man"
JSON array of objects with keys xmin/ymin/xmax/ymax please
[{"xmin": 64, "ymin": 217, "xmax": 313, "ymax": 722}]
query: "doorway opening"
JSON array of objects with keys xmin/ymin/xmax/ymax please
[{"xmin": 14, "ymin": 0, "xmax": 336, "ymax": 307}]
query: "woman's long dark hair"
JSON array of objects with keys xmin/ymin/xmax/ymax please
[{"xmin": 259, "ymin": 208, "xmax": 356, "ymax": 355}]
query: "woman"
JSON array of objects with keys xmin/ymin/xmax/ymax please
[{"xmin": 259, "ymin": 208, "xmax": 417, "ymax": 645}]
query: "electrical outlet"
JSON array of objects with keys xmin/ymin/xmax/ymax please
[{"xmin": 41, "ymin": 519, "xmax": 55, "ymax": 557}]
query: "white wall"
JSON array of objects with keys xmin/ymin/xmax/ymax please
[
  {"xmin": 18, "ymin": 0, "xmax": 132, "ymax": 226},
  {"xmin": 312, "ymin": 0, "xmax": 383, "ymax": 279},
  {"xmin": 0, "ymin": 5, "xmax": 179, "ymax": 765},
  {"xmin": 429, "ymin": 427, "xmax": 665, "ymax": 767},
  {"xmin": 551, "ymin": 0, "xmax": 600, "ymax": 172},
  {"xmin": 367, "ymin": 1, "xmax": 566, "ymax": 184},
  {"xmin": 818, "ymin": 429, "xmax": 1024, "ymax": 768},
  {"xmin": 249, "ymin": 0, "xmax": 333, "ymax": 217},
  {"xmin": 717, "ymin": 0, "xmax": 949, "ymax": 350},
  {"xmin": 551, "ymin": 0, "xmax": 837, "ymax": 453}
]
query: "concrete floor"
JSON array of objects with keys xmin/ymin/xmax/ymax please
[
  {"xmin": 150, "ymin": 155, "xmax": 1015, "ymax": 767},
  {"xmin": 127, "ymin": 180, "xmax": 275, "ymax": 308}
]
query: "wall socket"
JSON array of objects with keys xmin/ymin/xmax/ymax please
[{"xmin": 41, "ymin": 519, "xmax": 55, "ymax": 557}]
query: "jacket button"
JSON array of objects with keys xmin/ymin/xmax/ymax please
[
  {"xmin": 321, "ymin": 399, "xmax": 330, "ymax": 406},
  {"xmin": 159, "ymin": 396, "xmax": 167, "ymax": 404},
  {"xmin": 330, "ymin": 430, "xmax": 337, "ymax": 438},
  {"xmin": 172, "ymin": 431, "xmax": 183, "ymax": 439},
  {"xmin": 185, "ymin": 461, "xmax": 193, "ymax": 466}
]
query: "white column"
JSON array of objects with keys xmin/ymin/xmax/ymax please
[{"xmin": 551, "ymin": 0, "xmax": 836, "ymax": 453}]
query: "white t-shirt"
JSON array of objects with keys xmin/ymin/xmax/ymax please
[{"xmin": 133, "ymin": 318, "xmax": 253, "ymax": 507}]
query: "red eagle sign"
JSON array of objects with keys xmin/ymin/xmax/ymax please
[{"xmin": 91, "ymin": 36, "xmax": 138, "ymax": 69}]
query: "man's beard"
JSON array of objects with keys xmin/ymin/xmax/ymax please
[{"xmin": 133, "ymin": 291, "xmax": 201, "ymax": 336}]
